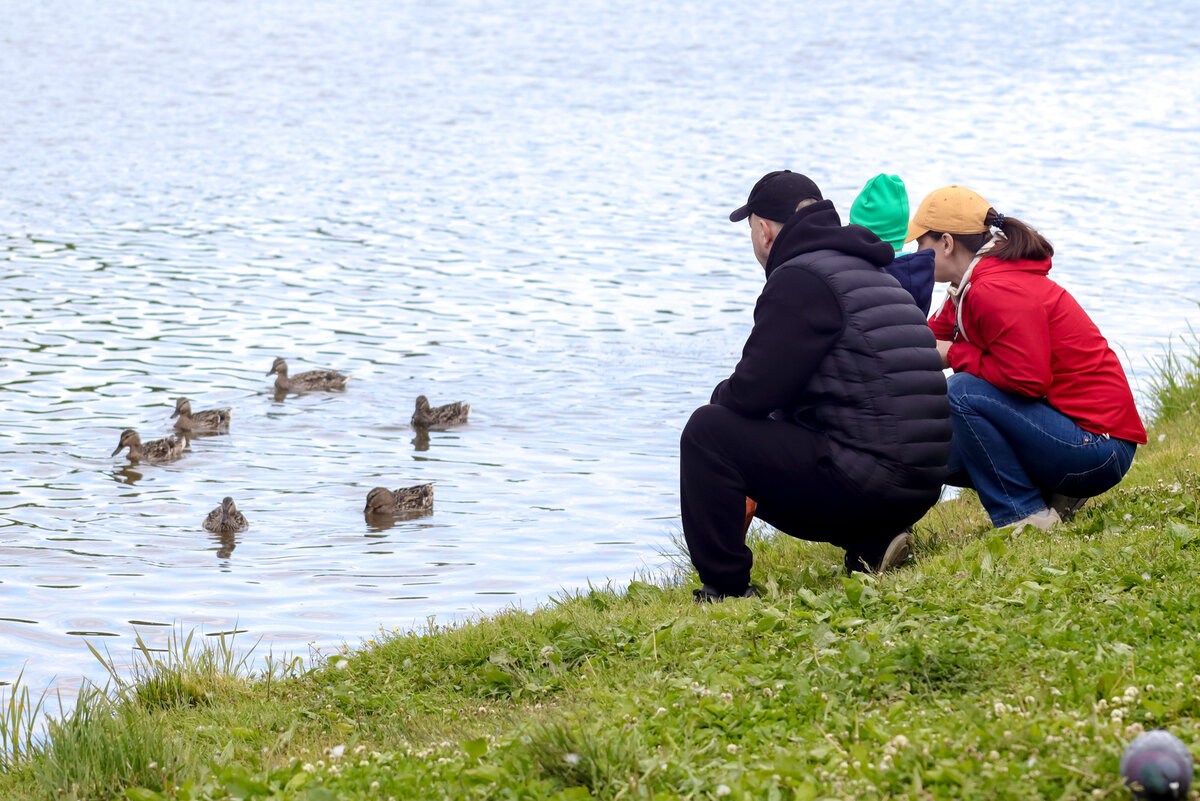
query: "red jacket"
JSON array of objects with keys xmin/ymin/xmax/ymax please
[{"xmin": 929, "ymin": 256, "xmax": 1146, "ymax": 444}]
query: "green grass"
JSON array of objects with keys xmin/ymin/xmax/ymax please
[{"xmin": 3, "ymin": 353, "xmax": 1200, "ymax": 800}]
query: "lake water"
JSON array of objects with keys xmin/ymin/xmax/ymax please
[{"xmin": 2, "ymin": 0, "xmax": 1199, "ymax": 700}]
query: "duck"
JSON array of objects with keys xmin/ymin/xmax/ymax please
[
  {"xmin": 203, "ymin": 496, "xmax": 249, "ymax": 534},
  {"xmin": 364, "ymin": 484, "xmax": 434, "ymax": 516},
  {"xmin": 171, "ymin": 397, "xmax": 231, "ymax": 433},
  {"xmin": 411, "ymin": 395, "xmax": 470, "ymax": 428},
  {"xmin": 267, "ymin": 357, "xmax": 348, "ymax": 393},
  {"xmin": 111, "ymin": 429, "xmax": 185, "ymax": 463}
]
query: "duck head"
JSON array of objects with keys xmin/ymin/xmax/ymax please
[
  {"xmin": 414, "ymin": 395, "xmax": 430, "ymax": 413},
  {"xmin": 171, "ymin": 398, "xmax": 191, "ymax": 419},
  {"xmin": 219, "ymin": 496, "xmax": 239, "ymax": 525},
  {"xmin": 267, "ymin": 358, "xmax": 288, "ymax": 377},
  {"xmin": 364, "ymin": 487, "xmax": 391, "ymax": 514},
  {"xmin": 112, "ymin": 429, "xmax": 140, "ymax": 456}
]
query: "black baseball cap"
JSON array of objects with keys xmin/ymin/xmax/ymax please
[{"xmin": 729, "ymin": 170, "xmax": 823, "ymax": 223}]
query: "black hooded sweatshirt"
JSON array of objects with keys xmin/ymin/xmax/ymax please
[{"xmin": 711, "ymin": 200, "xmax": 895, "ymax": 415}]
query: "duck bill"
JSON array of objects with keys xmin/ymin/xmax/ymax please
[
  {"xmin": 111, "ymin": 444, "xmax": 124, "ymax": 456},
  {"xmin": 170, "ymin": 408, "xmax": 180, "ymax": 419}
]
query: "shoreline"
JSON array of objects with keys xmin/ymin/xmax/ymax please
[{"xmin": 1, "ymin": 346, "xmax": 1197, "ymax": 800}]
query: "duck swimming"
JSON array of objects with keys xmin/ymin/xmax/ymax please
[
  {"xmin": 203, "ymin": 496, "xmax": 249, "ymax": 534},
  {"xmin": 411, "ymin": 395, "xmax": 470, "ymax": 428},
  {"xmin": 364, "ymin": 484, "xmax": 434, "ymax": 516},
  {"xmin": 267, "ymin": 357, "xmax": 348, "ymax": 393},
  {"xmin": 111, "ymin": 429, "xmax": 185, "ymax": 463},
  {"xmin": 171, "ymin": 398, "xmax": 231, "ymax": 433}
]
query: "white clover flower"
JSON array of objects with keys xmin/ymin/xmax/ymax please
[
  {"xmin": 335, "ymin": 659, "xmax": 349, "ymax": 670},
  {"xmin": 655, "ymin": 707, "xmax": 667, "ymax": 716},
  {"xmin": 1123, "ymin": 686, "xmax": 1140, "ymax": 703},
  {"xmin": 716, "ymin": 785, "xmax": 732, "ymax": 797},
  {"xmin": 720, "ymin": 692, "xmax": 733, "ymax": 702},
  {"xmin": 564, "ymin": 753, "xmax": 581, "ymax": 766},
  {"xmin": 326, "ymin": 744, "xmax": 345, "ymax": 759},
  {"xmin": 726, "ymin": 744, "xmax": 739, "ymax": 754},
  {"xmin": 302, "ymin": 763, "xmax": 316, "ymax": 773},
  {"xmin": 370, "ymin": 781, "xmax": 380, "ymax": 792}
]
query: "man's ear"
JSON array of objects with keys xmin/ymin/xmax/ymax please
[{"xmin": 758, "ymin": 217, "xmax": 778, "ymax": 251}]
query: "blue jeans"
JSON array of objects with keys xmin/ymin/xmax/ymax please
[{"xmin": 945, "ymin": 372, "xmax": 1137, "ymax": 527}]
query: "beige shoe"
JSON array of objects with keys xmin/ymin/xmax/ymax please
[{"xmin": 1010, "ymin": 507, "xmax": 1061, "ymax": 531}]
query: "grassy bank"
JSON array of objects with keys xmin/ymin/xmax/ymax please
[{"xmin": 3, "ymin": 362, "xmax": 1200, "ymax": 800}]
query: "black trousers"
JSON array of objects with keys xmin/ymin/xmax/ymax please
[{"xmin": 680, "ymin": 404, "xmax": 932, "ymax": 593}]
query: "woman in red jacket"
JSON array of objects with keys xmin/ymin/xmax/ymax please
[{"xmin": 909, "ymin": 186, "xmax": 1146, "ymax": 529}]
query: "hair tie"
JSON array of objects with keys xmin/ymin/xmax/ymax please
[{"xmin": 992, "ymin": 212, "xmax": 1006, "ymax": 231}]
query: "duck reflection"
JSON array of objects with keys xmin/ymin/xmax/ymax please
[
  {"xmin": 212, "ymin": 530, "xmax": 238, "ymax": 559},
  {"xmin": 111, "ymin": 465, "xmax": 144, "ymax": 485},
  {"xmin": 411, "ymin": 428, "xmax": 430, "ymax": 451}
]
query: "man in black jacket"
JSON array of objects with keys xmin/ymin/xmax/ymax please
[{"xmin": 681, "ymin": 171, "xmax": 951, "ymax": 601}]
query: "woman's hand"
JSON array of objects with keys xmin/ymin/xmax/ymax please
[{"xmin": 936, "ymin": 339, "xmax": 952, "ymax": 368}]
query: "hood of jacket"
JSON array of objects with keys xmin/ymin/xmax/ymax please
[{"xmin": 764, "ymin": 199, "xmax": 896, "ymax": 278}]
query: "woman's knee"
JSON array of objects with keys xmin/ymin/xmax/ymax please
[{"xmin": 946, "ymin": 371, "xmax": 992, "ymax": 412}]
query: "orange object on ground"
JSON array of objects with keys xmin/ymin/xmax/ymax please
[{"xmin": 743, "ymin": 497, "xmax": 757, "ymax": 540}]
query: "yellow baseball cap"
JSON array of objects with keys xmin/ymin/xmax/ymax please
[{"xmin": 906, "ymin": 185, "xmax": 992, "ymax": 243}]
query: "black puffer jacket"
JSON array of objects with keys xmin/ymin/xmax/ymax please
[{"xmin": 711, "ymin": 200, "xmax": 950, "ymax": 500}]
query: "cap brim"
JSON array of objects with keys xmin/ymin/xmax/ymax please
[
  {"xmin": 729, "ymin": 204, "xmax": 752, "ymax": 223},
  {"xmin": 905, "ymin": 218, "xmax": 929, "ymax": 244}
]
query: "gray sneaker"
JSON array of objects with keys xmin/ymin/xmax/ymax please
[
  {"xmin": 845, "ymin": 531, "xmax": 913, "ymax": 574},
  {"xmin": 876, "ymin": 531, "xmax": 914, "ymax": 572},
  {"xmin": 1048, "ymin": 494, "xmax": 1089, "ymax": 522},
  {"xmin": 1009, "ymin": 507, "xmax": 1061, "ymax": 531}
]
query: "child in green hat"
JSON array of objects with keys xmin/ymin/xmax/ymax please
[{"xmin": 850, "ymin": 174, "xmax": 935, "ymax": 315}]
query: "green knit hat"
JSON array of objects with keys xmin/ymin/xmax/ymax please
[{"xmin": 850, "ymin": 174, "xmax": 910, "ymax": 252}]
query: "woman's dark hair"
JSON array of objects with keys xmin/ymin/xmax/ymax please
[{"xmin": 927, "ymin": 209, "xmax": 1053, "ymax": 261}]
